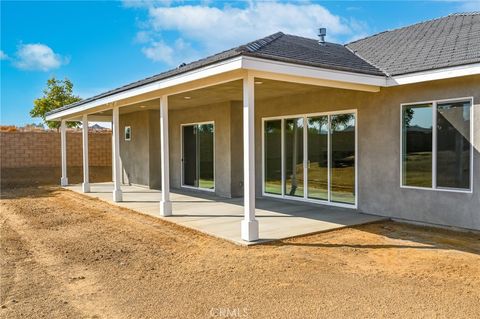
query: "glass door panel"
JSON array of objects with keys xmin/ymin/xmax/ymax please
[
  {"xmin": 182, "ymin": 125, "xmax": 198, "ymax": 187},
  {"xmin": 198, "ymin": 124, "xmax": 214, "ymax": 190},
  {"xmin": 284, "ymin": 118, "xmax": 304, "ymax": 197},
  {"xmin": 330, "ymin": 114, "xmax": 355, "ymax": 204},
  {"xmin": 264, "ymin": 120, "xmax": 282, "ymax": 195},
  {"xmin": 307, "ymin": 116, "xmax": 328, "ymax": 200},
  {"xmin": 182, "ymin": 123, "xmax": 214, "ymax": 190}
]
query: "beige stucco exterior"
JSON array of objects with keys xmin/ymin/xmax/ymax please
[{"xmin": 119, "ymin": 74, "xmax": 480, "ymax": 231}]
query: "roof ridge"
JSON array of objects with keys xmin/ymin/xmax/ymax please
[
  {"xmin": 278, "ymin": 33, "xmax": 340, "ymax": 46},
  {"xmin": 239, "ymin": 32, "xmax": 284, "ymax": 52},
  {"xmin": 346, "ymin": 11, "xmax": 480, "ymax": 46}
]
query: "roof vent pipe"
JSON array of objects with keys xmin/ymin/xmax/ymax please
[{"xmin": 318, "ymin": 28, "xmax": 326, "ymax": 45}]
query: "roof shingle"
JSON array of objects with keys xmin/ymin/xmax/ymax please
[{"xmin": 346, "ymin": 12, "xmax": 480, "ymax": 75}]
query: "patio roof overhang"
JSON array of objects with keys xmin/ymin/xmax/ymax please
[
  {"xmin": 46, "ymin": 55, "xmax": 480, "ymax": 122},
  {"xmin": 46, "ymin": 56, "xmax": 388, "ymax": 122}
]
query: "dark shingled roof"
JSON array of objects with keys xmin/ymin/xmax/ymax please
[
  {"xmin": 48, "ymin": 13, "xmax": 480, "ymax": 116},
  {"xmin": 346, "ymin": 12, "xmax": 480, "ymax": 76},
  {"xmin": 47, "ymin": 32, "xmax": 383, "ymax": 115}
]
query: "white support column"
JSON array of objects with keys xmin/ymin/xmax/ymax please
[
  {"xmin": 160, "ymin": 96, "xmax": 172, "ymax": 216},
  {"xmin": 82, "ymin": 114, "xmax": 90, "ymax": 193},
  {"xmin": 60, "ymin": 120, "xmax": 68, "ymax": 186},
  {"xmin": 111, "ymin": 120, "xmax": 115, "ymax": 183},
  {"xmin": 241, "ymin": 74, "xmax": 259, "ymax": 242},
  {"xmin": 112, "ymin": 107, "xmax": 123, "ymax": 202}
]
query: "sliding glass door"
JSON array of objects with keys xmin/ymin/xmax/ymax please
[
  {"xmin": 307, "ymin": 116, "xmax": 329, "ymax": 200},
  {"xmin": 263, "ymin": 111, "xmax": 356, "ymax": 207},
  {"xmin": 264, "ymin": 120, "xmax": 282, "ymax": 195},
  {"xmin": 284, "ymin": 118, "xmax": 304, "ymax": 197},
  {"xmin": 330, "ymin": 114, "xmax": 356, "ymax": 204},
  {"xmin": 182, "ymin": 122, "xmax": 214, "ymax": 191}
]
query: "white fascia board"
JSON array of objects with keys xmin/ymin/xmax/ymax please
[
  {"xmin": 241, "ymin": 56, "xmax": 388, "ymax": 87},
  {"xmin": 389, "ymin": 63, "xmax": 480, "ymax": 85},
  {"xmin": 46, "ymin": 57, "xmax": 244, "ymax": 121}
]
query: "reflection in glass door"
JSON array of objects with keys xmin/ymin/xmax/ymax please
[
  {"xmin": 330, "ymin": 114, "xmax": 356, "ymax": 204},
  {"xmin": 182, "ymin": 123, "xmax": 214, "ymax": 190},
  {"xmin": 263, "ymin": 111, "xmax": 356, "ymax": 207},
  {"xmin": 307, "ymin": 116, "xmax": 328, "ymax": 200},
  {"xmin": 284, "ymin": 118, "xmax": 304, "ymax": 197},
  {"xmin": 264, "ymin": 120, "xmax": 282, "ymax": 195}
]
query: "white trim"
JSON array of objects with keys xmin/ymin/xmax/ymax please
[
  {"xmin": 261, "ymin": 108, "xmax": 358, "ymax": 209},
  {"xmin": 400, "ymin": 96, "xmax": 474, "ymax": 193},
  {"xmin": 124, "ymin": 126, "xmax": 131, "ymax": 141},
  {"xmin": 390, "ymin": 63, "xmax": 480, "ymax": 86},
  {"xmin": 46, "ymin": 57, "xmax": 244, "ymax": 121},
  {"xmin": 180, "ymin": 121, "xmax": 216, "ymax": 193},
  {"xmin": 243, "ymin": 56, "xmax": 386, "ymax": 87},
  {"xmin": 47, "ymin": 56, "xmax": 386, "ymax": 122}
]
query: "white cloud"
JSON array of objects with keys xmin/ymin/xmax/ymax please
[
  {"xmin": 130, "ymin": 2, "xmax": 369, "ymax": 65},
  {"xmin": 14, "ymin": 43, "xmax": 68, "ymax": 71},
  {"xmin": 0, "ymin": 50, "xmax": 8, "ymax": 60},
  {"xmin": 141, "ymin": 38, "xmax": 200, "ymax": 65},
  {"xmin": 142, "ymin": 41, "xmax": 175, "ymax": 63},
  {"xmin": 458, "ymin": 1, "xmax": 480, "ymax": 10}
]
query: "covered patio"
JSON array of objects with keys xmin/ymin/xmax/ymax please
[{"xmin": 65, "ymin": 182, "xmax": 384, "ymax": 245}]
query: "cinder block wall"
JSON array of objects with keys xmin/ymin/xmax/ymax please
[{"xmin": 0, "ymin": 131, "xmax": 112, "ymax": 168}]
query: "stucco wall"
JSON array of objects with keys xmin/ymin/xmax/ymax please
[
  {"xmin": 253, "ymin": 75, "xmax": 480, "ymax": 230},
  {"xmin": 120, "ymin": 110, "xmax": 155, "ymax": 187},
  {"xmin": 149, "ymin": 110, "xmax": 161, "ymax": 189},
  {"xmin": 169, "ymin": 102, "xmax": 234, "ymax": 197},
  {"xmin": 230, "ymin": 101, "xmax": 244, "ymax": 197}
]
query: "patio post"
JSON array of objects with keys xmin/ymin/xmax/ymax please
[
  {"xmin": 241, "ymin": 74, "xmax": 259, "ymax": 241},
  {"xmin": 160, "ymin": 95, "xmax": 172, "ymax": 216},
  {"xmin": 60, "ymin": 119, "xmax": 68, "ymax": 186},
  {"xmin": 112, "ymin": 106, "xmax": 123, "ymax": 202},
  {"xmin": 82, "ymin": 114, "xmax": 90, "ymax": 193}
]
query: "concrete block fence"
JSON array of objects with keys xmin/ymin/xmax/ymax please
[{"xmin": 0, "ymin": 131, "xmax": 112, "ymax": 168}]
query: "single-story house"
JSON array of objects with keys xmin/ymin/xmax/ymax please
[{"xmin": 46, "ymin": 13, "xmax": 480, "ymax": 241}]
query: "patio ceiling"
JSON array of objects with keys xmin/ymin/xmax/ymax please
[{"xmin": 87, "ymin": 77, "xmax": 330, "ymax": 118}]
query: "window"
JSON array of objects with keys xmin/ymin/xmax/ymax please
[
  {"xmin": 125, "ymin": 126, "xmax": 131, "ymax": 141},
  {"xmin": 401, "ymin": 98, "xmax": 472, "ymax": 191},
  {"xmin": 182, "ymin": 122, "xmax": 214, "ymax": 191},
  {"xmin": 263, "ymin": 110, "xmax": 357, "ymax": 208}
]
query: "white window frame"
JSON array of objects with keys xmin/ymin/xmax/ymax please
[
  {"xmin": 262, "ymin": 109, "xmax": 358, "ymax": 209},
  {"xmin": 180, "ymin": 121, "xmax": 216, "ymax": 192},
  {"xmin": 400, "ymin": 97, "xmax": 474, "ymax": 194},
  {"xmin": 124, "ymin": 126, "xmax": 131, "ymax": 141}
]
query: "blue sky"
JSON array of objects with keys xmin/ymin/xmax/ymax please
[{"xmin": 1, "ymin": 0, "xmax": 479, "ymax": 126}]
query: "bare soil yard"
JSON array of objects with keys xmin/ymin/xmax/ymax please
[{"xmin": 1, "ymin": 168, "xmax": 480, "ymax": 318}]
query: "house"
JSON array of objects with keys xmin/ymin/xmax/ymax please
[{"xmin": 46, "ymin": 13, "xmax": 480, "ymax": 241}]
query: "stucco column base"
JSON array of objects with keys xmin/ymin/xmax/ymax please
[
  {"xmin": 160, "ymin": 201, "xmax": 172, "ymax": 216},
  {"xmin": 60, "ymin": 177, "xmax": 68, "ymax": 187},
  {"xmin": 113, "ymin": 189, "xmax": 123, "ymax": 202},
  {"xmin": 241, "ymin": 219, "xmax": 259, "ymax": 242},
  {"xmin": 82, "ymin": 182, "xmax": 90, "ymax": 193}
]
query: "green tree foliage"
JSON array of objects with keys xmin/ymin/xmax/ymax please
[{"xmin": 30, "ymin": 77, "xmax": 82, "ymax": 130}]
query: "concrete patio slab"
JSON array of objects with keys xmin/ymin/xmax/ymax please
[{"xmin": 65, "ymin": 182, "xmax": 386, "ymax": 245}]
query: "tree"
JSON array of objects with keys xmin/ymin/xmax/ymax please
[{"xmin": 30, "ymin": 77, "xmax": 82, "ymax": 130}]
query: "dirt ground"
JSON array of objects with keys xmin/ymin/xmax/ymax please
[{"xmin": 1, "ymin": 168, "xmax": 480, "ymax": 318}]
